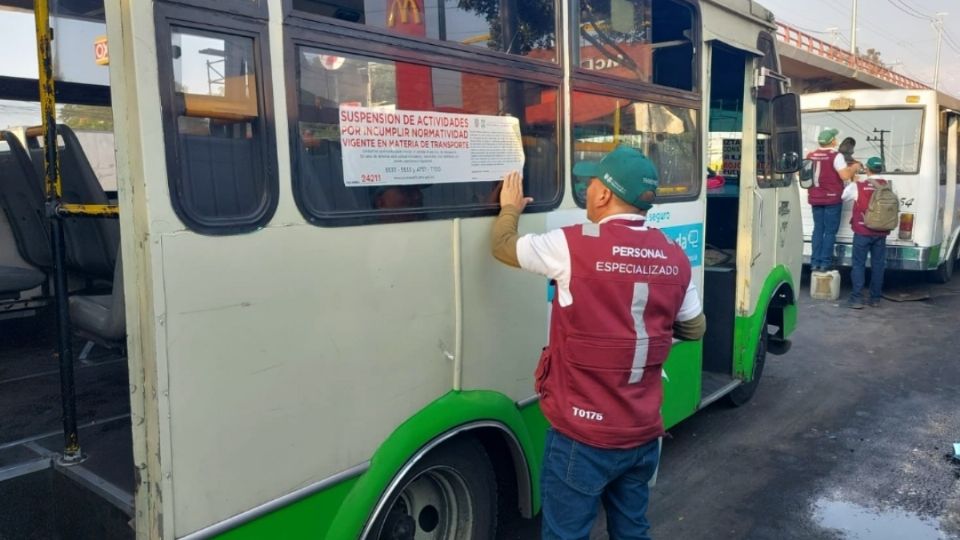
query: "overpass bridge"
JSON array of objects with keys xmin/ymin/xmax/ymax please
[{"xmin": 775, "ymin": 22, "xmax": 929, "ymax": 93}]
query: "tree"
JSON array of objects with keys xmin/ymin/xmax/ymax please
[{"xmin": 456, "ymin": 0, "xmax": 556, "ymax": 54}]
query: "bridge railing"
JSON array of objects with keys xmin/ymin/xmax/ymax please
[{"xmin": 776, "ymin": 22, "xmax": 928, "ymax": 90}]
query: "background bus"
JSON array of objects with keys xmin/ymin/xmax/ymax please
[
  {"xmin": 0, "ymin": 0, "xmax": 802, "ymax": 538},
  {"xmin": 799, "ymin": 89, "xmax": 960, "ymax": 282}
]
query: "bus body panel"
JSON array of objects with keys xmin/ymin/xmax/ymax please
[
  {"xmin": 158, "ymin": 225, "xmax": 456, "ymax": 535},
  {"xmin": 93, "ymin": 0, "xmax": 803, "ymax": 537}
]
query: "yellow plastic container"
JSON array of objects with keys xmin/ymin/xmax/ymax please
[{"xmin": 810, "ymin": 270, "xmax": 841, "ymax": 301}]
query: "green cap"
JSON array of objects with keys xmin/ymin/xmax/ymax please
[
  {"xmin": 818, "ymin": 128, "xmax": 839, "ymax": 145},
  {"xmin": 572, "ymin": 145, "xmax": 659, "ymax": 210},
  {"xmin": 866, "ymin": 156, "xmax": 883, "ymax": 171}
]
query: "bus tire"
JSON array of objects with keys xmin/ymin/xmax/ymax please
[
  {"xmin": 370, "ymin": 435, "xmax": 497, "ymax": 540},
  {"xmin": 931, "ymin": 242, "xmax": 958, "ymax": 284},
  {"xmin": 725, "ymin": 317, "xmax": 768, "ymax": 407}
]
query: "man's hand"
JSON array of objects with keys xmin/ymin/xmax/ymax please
[{"xmin": 499, "ymin": 171, "xmax": 534, "ymax": 212}]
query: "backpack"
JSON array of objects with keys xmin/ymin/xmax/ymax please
[{"xmin": 863, "ymin": 179, "xmax": 899, "ymax": 231}]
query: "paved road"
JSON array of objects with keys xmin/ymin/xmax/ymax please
[{"xmin": 509, "ymin": 270, "xmax": 960, "ymax": 539}]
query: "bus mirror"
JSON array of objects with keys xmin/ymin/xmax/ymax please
[
  {"xmin": 799, "ymin": 159, "xmax": 814, "ymax": 188},
  {"xmin": 778, "ymin": 152, "xmax": 801, "ymax": 172},
  {"xmin": 772, "ymin": 93, "xmax": 802, "ymax": 173}
]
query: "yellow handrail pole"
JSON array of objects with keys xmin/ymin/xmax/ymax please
[
  {"xmin": 613, "ymin": 100, "xmax": 621, "ymax": 146},
  {"xmin": 34, "ymin": 0, "xmax": 84, "ymax": 464}
]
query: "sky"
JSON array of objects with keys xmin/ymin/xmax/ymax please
[{"xmin": 760, "ymin": 0, "xmax": 960, "ymax": 98}]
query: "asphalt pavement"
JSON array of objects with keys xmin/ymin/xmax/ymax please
[{"xmin": 508, "ymin": 268, "xmax": 960, "ymax": 539}]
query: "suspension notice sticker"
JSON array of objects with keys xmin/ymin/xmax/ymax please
[{"xmin": 338, "ymin": 106, "xmax": 525, "ymax": 187}]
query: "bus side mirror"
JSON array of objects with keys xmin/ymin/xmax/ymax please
[
  {"xmin": 771, "ymin": 93, "xmax": 802, "ymax": 174},
  {"xmin": 799, "ymin": 159, "xmax": 814, "ymax": 188}
]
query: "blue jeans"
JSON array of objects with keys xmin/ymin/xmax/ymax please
[
  {"xmin": 850, "ymin": 234, "xmax": 887, "ymax": 302},
  {"xmin": 541, "ymin": 429, "xmax": 660, "ymax": 540},
  {"xmin": 811, "ymin": 203, "xmax": 843, "ymax": 269}
]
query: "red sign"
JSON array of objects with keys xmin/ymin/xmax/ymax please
[{"xmin": 94, "ymin": 36, "xmax": 109, "ymax": 66}]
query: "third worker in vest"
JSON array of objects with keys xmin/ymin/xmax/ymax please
[
  {"xmin": 842, "ymin": 156, "xmax": 894, "ymax": 309},
  {"xmin": 491, "ymin": 145, "xmax": 706, "ymax": 539},
  {"xmin": 807, "ymin": 128, "xmax": 862, "ymax": 271}
]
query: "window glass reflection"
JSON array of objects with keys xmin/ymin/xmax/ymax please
[
  {"xmin": 572, "ymin": 91, "xmax": 698, "ymax": 206},
  {"xmin": 292, "ymin": 0, "xmax": 556, "ymax": 61},
  {"xmin": 575, "ymin": 0, "xmax": 694, "ymax": 90},
  {"xmin": 295, "ymin": 47, "xmax": 560, "ymax": 224}
]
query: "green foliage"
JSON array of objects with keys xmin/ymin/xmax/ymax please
[
  {"xmin": 457, "ymin": 0, "xmax": 556, "ymax": 54},
  {"xmin": 60, "ymin": 103, "xmax": 113, "ymax": 132}
]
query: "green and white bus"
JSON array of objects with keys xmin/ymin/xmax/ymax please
[
  {"xmin": 800, "ymin": 89, "xmax": 960, "ymax": 282},
  {"xmin": 0, "ymin": 0, "xmax": 804, "ymax": 538}
]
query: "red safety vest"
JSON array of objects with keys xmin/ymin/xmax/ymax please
[
  {"xmin": 534, "ymin": 219, "xmax": 691, "ymax": 449},
  {"xmin": 851, "ymin": 178, "xmax": 891, "ymax": 237},
  {"xmin": 807, "ymin": 148, "xmax": 844, "ymax": 206}
]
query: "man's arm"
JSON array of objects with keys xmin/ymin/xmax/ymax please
[
  {"xmin": 841, "ymin": 181, "xmax": 858, "ymax": 203},
  {"xmin": 490, "ymin": 171, "xmax": 532, "ymax": 268},
  {"xmin": 491, "ymin": 206, "xmax": 523, "ymax": 268},
  {"xmin": 674, "ymin": 313, "xmax": 706, "ymax": 341},
  {"xmin": 673, "ymin": 281, "xmax": 706, "ymax": 341},
  {"xmin": 835, "ymin": 153, "xmax": 860, "ymax": 181}
]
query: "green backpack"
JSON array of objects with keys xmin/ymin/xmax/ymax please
[{"xmin": 863, "ymin": 179, "xmax": 899, "ymax": 231}]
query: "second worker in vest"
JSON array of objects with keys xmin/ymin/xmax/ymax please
[
  {"xmin": 491, "ymin": 145, "xmax": 706, "ymax": 540},
  {"xmin": 807, "ymin": 128, "xmax": 863, "ymax": 271},
  {"xmin": 842, "ymin": 156, "xmax": 892, "ymax": 309}
]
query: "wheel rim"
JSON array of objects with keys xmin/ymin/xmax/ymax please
[{"xmin": 378, "ymin": 466, "xmax": 474, "ymax": 540}]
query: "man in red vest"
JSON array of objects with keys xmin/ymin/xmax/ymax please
[
  {"xmin": 807, "ymin": 128, "xmax": 862, "ymax": 271},
  {"xmin": 842, "ymin": 156, "xmax": 891, "ymax": 308},
  {"xmin": 491, "ymin": 146, "xmax": 705, "ymax": 539}
]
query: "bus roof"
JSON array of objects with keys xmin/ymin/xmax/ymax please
[{"xmin": 801, "ymin": 88, "xmax": 960, "ymax": 113}]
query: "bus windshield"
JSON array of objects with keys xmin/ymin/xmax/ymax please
[{"xmin": 802, "ymin": 108, "xmax": 924, "ymax": 174}]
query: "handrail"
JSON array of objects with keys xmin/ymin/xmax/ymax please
[{"xmin": 775, "ymin": 22, "xmax": 928, "ymax": 90}]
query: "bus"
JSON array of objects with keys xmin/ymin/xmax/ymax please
[
  {"xmin": 0, "ymin": 0, "xmax": 803, "ymax": 538},
  {"xmin": 799, "ymin": 89, "xmax": 960, "ymax": 282}
]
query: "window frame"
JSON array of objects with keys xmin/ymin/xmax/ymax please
[
  {"xmin": 283, "ymin": 17, "xmax": 565, "ymax": 227},
  {"xmin": 569, "ymin": 0, "xmax": 702, "ymax": 207},
  {"xmin": 570, "ymin": 0, "xmax": 702, "ymax": 96},
  {"xmin": 756, "ymin": 30, "xmax": 792, "ymax": 189},
  {"xmin": 154, "ymin": 2, "xmax": 280, "ymax": 235},
  {"xmin": 283, "ymin": 0, "xmax": 562, "ymax": 67},
  {"xmin": 568, "ymin": 87, "xmax": 701, "ymax": 208},
  {"xmin": 157, "ymin": 0, "xmax": 269, "ymax": 20}
]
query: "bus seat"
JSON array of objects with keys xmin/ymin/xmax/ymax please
[
  {"xmin": 0, "ymin": 266, "xmax": 45, "ymax": 299},
  {"xmin": 69, "ymin": 251, "xmax": 125, "ymax": 344},
  {"xmin": 28, "ymin": 125, "xmax": 119, "ymax": 280},
  {"xmin": 179, "ymin": 133, "xmax": 261, "ymax": 219},
  {"xmin": 0, "ymin": 131, "xmax": 52, "ymax": 270}
]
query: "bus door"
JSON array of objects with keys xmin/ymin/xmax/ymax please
[
  {"xmin": 940, "ymin": 111, "xmax": 959, "ymax": 265},
  {"xmin": 703, "ymin": 37, "xmax": 800, "ymax": 396}
]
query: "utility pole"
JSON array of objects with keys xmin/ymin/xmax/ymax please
[
  {"xmin": 850, "ymin": 0, "xmax": 858, "ymax": 55},
  {"xmin": 866, "ymin": 128, "xmax": 890, "ymax": 168},
  {"xmin": 850, "ymin": 0, "xmax": 858, "ymax": 74},
  {"xmin": 934, "ymin": 13, "xmax": 947, "ymax": 91}
]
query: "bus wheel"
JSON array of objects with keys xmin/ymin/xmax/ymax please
[
  {"xmin": 725, "ymin": 317, "xmax": 768, "ymax": 407},
  {"xmin": 371, "ymin": 436, "xmax": 497, "ymax": 540},
  {"xmin": 931, "ymin": 243, "xmax": 958, "ymax": 284}
]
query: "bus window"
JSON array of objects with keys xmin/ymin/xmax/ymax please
[
  {"xmin": 802, "ymin": 108, "xmax": 923, "ymax": 174},
  {"xmin": 570, "ymin": 91, "xmax": 698, "ymax": 206},
  {"xmin": 290, "ymin": 0, "xmax": 557, "ymax": 62},
  {"xmin": 292, "ymin": 47, "xmax": 560, "ymax": 226},
  {"xmin": 157, "ymin": 21, "xmax": 278, "ymax": 234},
  {"xmin": 573, "ymin": 0, "xmax": 696, "ymax": 91}
]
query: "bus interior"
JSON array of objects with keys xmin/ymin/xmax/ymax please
[{"xmin": 0, "ymin": 1, "xmax": 134, "ymax": 538}]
